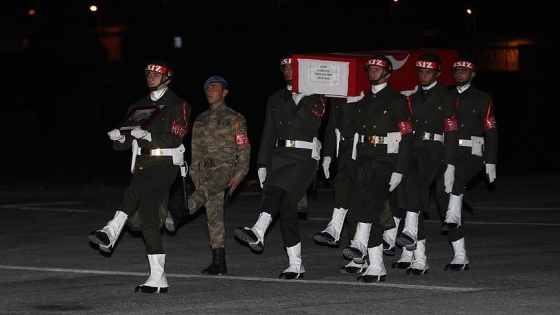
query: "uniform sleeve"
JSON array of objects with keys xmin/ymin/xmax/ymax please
[
  {"xmin": 322, "ymin": 98, "xmax": 341, "ymax": 158},
  {"xmin": 189, "ymin": 115, "xmax": 203, "ymax": 181},
  {"xmin": 233, "ymin": 114, "xmax": 251, "ymax": 181},
  {"xmin": 443, "ymin": 90, "xmax": 459, "ymax": 166},
  {"xmin": 394, "ymin": 94, "xmax": 413, "ymax": 175},
  {"xmin": 482, "ymin": 94, "xmax": 498, "ymax": 165},
  {"xmin": 257, "ymin": 96, "xmax": 277, "ymax": 169}
]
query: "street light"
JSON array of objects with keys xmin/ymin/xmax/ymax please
[{"xmin": 467, "ymin": 7, "xmax": 477, "ymax": 35}]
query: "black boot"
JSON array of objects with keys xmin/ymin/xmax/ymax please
[{"xmin": 202, "ymin": 248, "xmax": 227, "ymax": 275}]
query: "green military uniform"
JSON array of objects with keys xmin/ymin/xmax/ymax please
[{"xmin": 189, "ymin": 103, "xmax": 250, "ymax": 249}]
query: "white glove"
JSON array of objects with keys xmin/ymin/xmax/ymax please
[
  {"xmin": 108, "ymin": 129, "xmax": 125, "ymax": 142},
  {"xmin": 444, "ymin": 164, "xmax": 455, "ymax": 193},
  {"xmin": 131, "ymin": 128, "xmax": 152, "ymax": 142},
  {"xmin": 347, "ymin": 91, "xmax": 365, "ymax": 103},
  {"xmin": 486, "ymin": 163, "xmax": 496, "ymax": 183},
  {"xmin": 388, "ymin": 172, "xmax": 403, "ymax": 192},
  {"xmin": 258, "ymin": 167, "xmax": 266, "ymax": 189},
  {"xmin": 322, "ymin": 156, "xmax": 332, "ymax": 179}
]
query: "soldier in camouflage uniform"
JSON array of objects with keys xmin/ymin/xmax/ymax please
[
  {"xmin": 187, "ymin": 75, "xmax": 250, "ymax": 275},
  {"xmin": 234, "ymin": 56, "xmax": 326, "ymax": 280}
]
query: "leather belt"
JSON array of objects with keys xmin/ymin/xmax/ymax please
[
  {"xmin": 358, "ymin": 135, "xmax": 388, "ymax": 145},
  {"xmin": 414, "ymin": 131, "xmax": 444, "ymax": 143},
  {"xmin": 275, "ymin": 139, "xmax": 313, "ymax": 150},
  {"xmin": 458, "ymin": 139, "xmax": 472, "ymax": 147},
  {"xmin": 138, "ymin": 148, "xmax": 174, "ymax": 156}
]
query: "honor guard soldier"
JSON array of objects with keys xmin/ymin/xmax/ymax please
[
  {"xmin": 234, "ymin": 55, "xmax": 326, "ymax": 279},
  {"xmin": 341, "ymin": 55, "xmax": 413, "ymax": 282},
  {"xmin": 89, "ymin": 59, "xmax": 191, "ymax": 293},
  {"xmin": 391, "ymin": 53, "xmax": 455, "ymax": 275},
  {"xmin": 313, "ymin": 93, "xmax": 367, "ymax": 273},
  {"xmin": 438, "ymin": 57, "xmax": 498, "ymax": 271}
]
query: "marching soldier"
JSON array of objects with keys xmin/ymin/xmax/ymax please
[
  {"xmin": 341, "ymin": 55, "xmax": 413, "ymax": 282},
  {"xmin": 392, "ymin": 53, "xmax": 455, "ymax": 275},
  {"xmin": 89, "ymin": 59, "xmax": 191, "ymax": 293},
  {"xmin": 438, "ymin": 57, "xmax": 498, "ymax": 271},
  {"xmin": 234, "ymin": 55, "xmax": 326, "ymax": 279},
  {"xmin": 313, "ymin": 95, "xmax": 366, "ymax": 273},
  {"xmin": 169, "ymin": 75, "xmax": 250, "ymax": 275}
]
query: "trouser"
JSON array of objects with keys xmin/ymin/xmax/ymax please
[
  {"xmin": 399, "ymin": 148, "xmax": 443, "ymax": 240},
  {"xmin": 435, "ymin": 149, "xmax": 484, "ymax": 242},
  {"xmin": 352, "ymin": 154, "xmax": 396, "ymax": 247},
  {"xmin": 334, "ymin": 159, "xmax": 357, "ymax": 239},
  {"xmin": 260, "ymin": 185, "xmax": 299, "ymax": 247},
  {"xmin": 120, "ymin": 162, "xmax": 178, "ymax": 254},
  {"xmin": 188, "ymin": 165, "xmax": 232, "ymax": 249}
]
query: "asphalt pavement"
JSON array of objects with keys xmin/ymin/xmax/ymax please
[{"xmin": 1, "ymin": 174, "xmax": 560, "ymax": 314}]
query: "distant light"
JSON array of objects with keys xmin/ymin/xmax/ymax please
[
  {"xmin": 173, "ymin": 36, "xmax": 183, "ymax": 49},
  {"xmin": 466, "ymin": 8, "xmax": 473, "ymax": 15},
  {"xmin": 28, "ymin": 9, "xmax": 36, "ymax": 16},
  {"xmin": 90, "ymin": 5, "xmax": 98, "ymax": 12}
]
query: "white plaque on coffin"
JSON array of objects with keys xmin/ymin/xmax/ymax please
[{"xmin": 297, "ymin": 58, "xmax": 350, "ymax": 97}]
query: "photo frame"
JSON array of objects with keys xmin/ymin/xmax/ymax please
[{"xmin": 116, "ymin": 106, "xmax": 161, "ymax": 134}]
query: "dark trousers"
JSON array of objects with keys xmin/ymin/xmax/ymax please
[
  {"xmin": 119, "ymin": 162, "xmax": 178, "ymax": 254},
  {"xmin": 260, "ymin": 185, "xmax": 299, "ymax": 248}
]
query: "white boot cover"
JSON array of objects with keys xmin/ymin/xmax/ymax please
[
  {"xmin": 450, "ymin": 238, "xmax": 469, "ymax": 265},
  {"xmin": 383, "ymin": 217, "xmax": 401, "ymax": 248},
  {"xmin": 322, "ymin": 208, "xmax": 348, "ymax": 241},
  {"xmin": 250, "ymin": 212, "xmax": 272, "ymax": 244},
  {"xmin": 410, "ymin": 239, "xmax": 429, "ymax": 271},
  {"xmin": 137, "ymin": 254, "xmax": 168, "ymax": 293},
  {"xmin": 348, "ymin": 222, "xmax": 371, "ymax": 263},
  {"xmin": 362, "ymin": 244, "xmax": 386, "ymax": 277},
  {"xmin": 397, "ymin": 246, "xmax": 413, "ymax": 264},
  {"xmin": 398, "ymin": 211, "xmax": 419, "ymax": 250},
  {"xmin": 99, "ymin": 211, "xmax": 128, "ymax": 252},
  {"xmin": 445, "ymin": 194, "xmax": 463, "ymax": 226},
  {"xmin": 282, "ymin": 243, "xmax": 305, "ymax": 277}
]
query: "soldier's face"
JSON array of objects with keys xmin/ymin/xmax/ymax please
[
  {"xmin": 206, "ymin": 83, "xmax": 228, "ymax": 105},
  {"xmin": 417, "ymin": 68, "xmax": 439, "ymax": 86},
  {"xmin": 282, "ymin": 64, "xmax": 292, "ymax": 82}
]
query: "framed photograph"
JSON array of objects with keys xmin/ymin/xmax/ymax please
[{"xmin": 116, "ymin": 106, "xmax": 161, "ymax": 134}]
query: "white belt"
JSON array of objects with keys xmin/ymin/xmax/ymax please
[
  {"xmin": 275, "ymin": 139, "xmax": 313, "ymax": 150},
  {"xmin": 137, "ymin": 148, "xmax": 175, "ymax": 156},
  {"xmin": 415, "ymin": 131, "xmax": 444, "ymax": 143},
  {"xmin": 458, "ymin": 139, "xmax": 472, "ymax": 147},
  {"xmin": 358, "ymin": 135, "xmax": 388, "ymax": 145}
]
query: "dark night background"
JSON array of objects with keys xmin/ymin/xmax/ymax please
[{"xmin": 1, "ymin": 0, "xmax": 559, "ymax": 190}]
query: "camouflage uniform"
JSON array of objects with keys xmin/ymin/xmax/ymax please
[{"xmin": 189, "ymin": 103, "xmax": 250, "ymax": 249}]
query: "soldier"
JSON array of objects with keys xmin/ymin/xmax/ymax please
[
  {"xmin": 88, "ymin": 59, "xmax": 191, "ymax": 293},
  {"xmin": 438, "ymin": 57, "xmax": 498, "ymax": 271},
  {"xmin": 172, "ymin": 75, "xmax": 250, "ymax": 275},
  {"xmin": 313, "ymin": 95, "xmax": 365, "ymax": 273},
  {"xmin": 392, "ymin": 53, "xmax": 455, "ymax": 275},
  {"xmin": 341, "ymin": 55, "xmax": 413, "ymax": 282},
  {"xmin": 234, "ymin": 55, "xmax": 326, "ymax": 279}
]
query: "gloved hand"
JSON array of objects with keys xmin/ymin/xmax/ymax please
[
  {"xmin": 486, "ymin": 163, "xmax": 496, "ymax": 183},
  {"xmin": 347, "ymin": 91, "xmax": 365, "ymax": 103},
  {"xmin": 388, "ymin": 172, "xmax": 403, "ymax": 192},
  {"xmin": 322, "ymin": 156, "xmax": 332, "ymax": 179},
  {"xmin": 258, "ymin": 167, "xmax": 266, "ymax": 189},
  {"xmin": 108, "ymin": 129, "xmax": 125, "ymax": 142},
  {"xmin": 131, "ymin": 128, "xmax": 152, "ymax": 142},
  {"xmin": 444, "ymin": 164, "xmax": 455, "ymax": 193}
]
